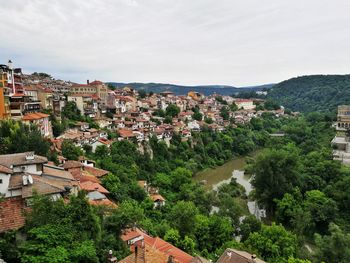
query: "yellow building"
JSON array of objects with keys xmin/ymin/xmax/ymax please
[
  {"xmin": 188, "ymin": 91, "xmax": 204, "ymax": 101},
  {"xmin": 336, "ymin": 105, "xmax": 350, "ymax": 131},
  {"xmin": 0, "ymin": 66, "xmax": 11, "ymax": 120},
  {"xmin": 69, "ymin": 80, "xmax": 107, "ymax": 104}
]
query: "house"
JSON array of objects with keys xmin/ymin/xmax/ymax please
[
  {"xmin": 150, "ymin": 194, "xmax": 165, "ymax": 208},
  {"xmin": 234, "ymin": 99, "xmax": 256, "ymax": 110},
  {"xmin": 189, "ymin": 256, "xmax": 211, "ymax": 263},
  {"xmin": 22, "ymin": 112, "xmax": 52, "ymax": 137},
  {"xmin": 118, "ymin": 128, "xmax": 137, "ymax": 141},
  {"xmin": 138, "ymin": 180, "xmax": 166, "ymax": 208},
  {"xmin": 0, "ymin": 152, "xmax": 77, "ymax": 232},
  {"xmin": 121, "ymin": 228, "xmax": 193, "ymax": 263},
  {"xmin": 216, "ymin": 248, "xmax": 265, "ymax": 263}
]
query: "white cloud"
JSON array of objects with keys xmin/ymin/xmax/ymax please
[{"xmin": 0, "ymin": 0, "xmax": 349, "ymax": 85}]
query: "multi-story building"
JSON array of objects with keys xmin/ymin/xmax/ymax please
[
  {"xmin": 0, "ymin": 64, "xmax": 11, "ymax": 119},
  {"xmin": 336, "ymin": 105, "xmax": 350, "ymax": 131},
  {"xmin": 22, "ymin": 112, "xmax": 52, "ymax": 137},
  {"xmin": 0, "ymin": 152, "xmax": 78, "ymax": 233},
  {"xmin": 332, "ymin": 105, "xmax": 350, "ymax": 164},
  {"xmin": 9, "ymin": 93, "xmax": 41, "ymax": 120},
  {"xmin": 234, "ymin": 99, "xmax": 256, "ymax": 110},
  {"xmin": 70, "ymin": 80, "xmax": 108, "ymax": 104},
  {"xmin": 67, "ymin": 94, "xmax": 99, "ymax": 118}
]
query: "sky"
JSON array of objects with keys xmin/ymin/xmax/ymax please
[{"xmin": 0, "ymin": 0, "xmax": 350, "ymax": 86}]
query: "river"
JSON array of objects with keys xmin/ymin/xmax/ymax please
[{"xmin": 194, "ymin": 152, "xmax": 265, "ymax": 220}]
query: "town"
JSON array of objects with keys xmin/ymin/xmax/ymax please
[{"xmin": 0, "ymin": 60, "xmax": 290, "ymax": 262}]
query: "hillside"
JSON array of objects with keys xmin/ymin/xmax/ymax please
[
  {"xmin": 107, "ymin": 82, "xmax": 273, "ymax": 96},
  {"xmin": 268, "ymin": 74, "xmax": 350, "ymax": 113}
]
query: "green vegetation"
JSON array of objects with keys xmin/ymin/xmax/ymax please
[
  {"xmin": 267, "ymin": 74, "xmax": 350, "ymax": 113},
  {"xmin": 0, "ymin": 120, "xmax": 50, "ymax": 156},
  {"xmin": 3, "ymin": 104, "xmax": 350, "ymax": 262}
]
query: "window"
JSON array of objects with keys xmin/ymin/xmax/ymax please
[
  {"xmin": 0, "ymin": 179, "xmax": 2, "ymax": 184},
  {"xmin": 36, "ymin": 164, "xmax": 42, "ymax": 172}
]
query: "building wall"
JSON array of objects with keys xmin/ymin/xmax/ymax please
[
  {"xmin": 0, "ymin": 196, "xmax": 26, "ymax": 233},
  {"xmin": 0, "ymin": 173, "xmax": 11, "ymax": 197},
  {"xmin": 0, "ymin": 72, "xmax": 10, "ymax": 120},
  {"xmin": 13, "ymin": 164, "xmax": 42, "ymax": 175},
  {"xmin": 68, "ymin": 96, "xmax": 84, "ymax": 115}
]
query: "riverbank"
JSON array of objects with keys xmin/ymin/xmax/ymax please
[{"xmin": 194, "ymin": 151, "xmax": 261, "ymax": 216}]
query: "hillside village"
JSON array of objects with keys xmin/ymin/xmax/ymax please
[
  {"xmin": 0, "ymin": 60, "xmax": 289, "ymax": 263},
  {"xmin": 0, "ymin": 60, "xmax": 284, "ymax": 143}
]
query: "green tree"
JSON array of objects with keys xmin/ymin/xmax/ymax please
[
  {"xmin": 168, "ymin": 201, "xmax": 199, "ymax": 236},
  {"xmin": 165, "ymin": 104, "xmax": 180, "ymax": 118},
  {"xmin": 251, "ymin": 145, "xmax": 301, "ymax": 213},
  {"xmin": 239, "ymin": 215, "xmax": 261, "ymax": 242},
  {"xmin": 220, "ymin": 106, "xmax": 230, "ymax": 120},
  {"xmin": 0, "ymin": 120, "xmax": 50, "ymax": 156},
  {"xmin": 138, "ymin": 89, "xmax": 147, "ymax": 98},
  {"xmin": 245, "ymin": 223, "xmax": 298, "ymax": 263},
  {"xmin": 61, "ymin": 140, "xmax": 83, "ymax": 160},
  {"xmin": 164, "ymin": 228, "xmax": 180, "ymax": 246},
  {"xmin": 315, "ymin": 223, "xmax": 350, "ymax": 263},
  {"xmin": 303, "ymin": 190, "xmax": 338, "ymax": 235},
  {"xmin": 61, "ymin": 101, "xmax": 81, "ymax": 121},
  {"xmin": 21, "ymin": 193, "xmax": 101, "ymax": 263}
]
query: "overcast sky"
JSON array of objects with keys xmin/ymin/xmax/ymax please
[{"xmin": 0, "ymin": 0, "xmax": 349, "ymax": 86}]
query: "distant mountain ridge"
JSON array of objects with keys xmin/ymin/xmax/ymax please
[
  {"xmin": 267, "ymin": 74, "xmax": 350, "ymax": 113},
  {"xmin": 107, "ymin": 82, "xmax": 274, "ymax": 96}
]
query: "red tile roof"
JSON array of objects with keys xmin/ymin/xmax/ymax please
[
  {"xmin": 83, "ymin": 166, "xmax": 109, "ymax": 178},
  {"xmin": 150, "ymin": 194, "xmax": 165, "ymax": 202},
  {"xmin": 0, "ymin": 164, "xmax": 13, "ymax": 174},
  {"xmin": 80, "ymin": 181, "xmax": 109, "ymax": 194},
  {"xmin": 121, "ymin": 228, "xmax": 193, "ymax": 263},
  {"xmin": 89, "ymin": 199, "xmax": 117, "ymax": 208},
  {"xmin": 22, "ymin": 112, "xmax": 49, "ymax": 121}
]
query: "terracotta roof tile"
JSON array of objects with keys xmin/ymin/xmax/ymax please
[
  {"xmin": 80, "ymin": 181, "xmax": 109, "ymax": 194},
  {"xmin": 83, "ymin": 166, "xmax": 109, "ymax": 178},
  {"xmin": 0, "ymin": 164, "xmax": 13, "ymax": 174},
  {"xmin": 63, "ymin": 161, "xmax": 83, "ymax": 169}
]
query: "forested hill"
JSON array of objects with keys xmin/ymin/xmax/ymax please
[
  {"xmin": 107, "ymin": 82, "xmax": 273, "ymax": 96},
  {"xmin": 267, "ymin": 74, "xmax": 350, "ymax": 113}
]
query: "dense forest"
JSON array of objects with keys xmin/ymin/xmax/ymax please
[
  {"xmin": 267, "ymin": 74, "xmax": 350, "ymax": 113},
  {"xmin": 2, "ymin": 110, "xmax": 350, "ymax": 262}
]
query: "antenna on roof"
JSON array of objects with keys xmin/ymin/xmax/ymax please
[
  {"xmin": 22, "ymin": 175, "xmax": 28, "ymax": 186},
  {"xmin": 28, "ymin": 175, "xmax": 33, "ymax": 185}
]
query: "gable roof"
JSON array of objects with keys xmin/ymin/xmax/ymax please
[
  {"xmin": 8, "ymin": 173, "xmax": 68, "ymax": 198},
  {"xmin": 190, "ymin": 256, "xmax": 211, "ymax": 263},
  {"xmin": 0, "ymin": 164, "xmax": 13, "ymax": 174},
  {"xmin": 119, "ymin": 243, "xmax": 172, "ymax": 263},
  {"xmin": 83, "ymin": 165, "xmax": 109, "ymax": 178},
  {"xmin": 121, "ymin": 228, "xmax": 193, "ymax": 263},
  {"xmin": 216, "ymin": 248, "xmax": 265, "ymax": 263},
  {"xmin": 43, "ymin": 165, "xmax": 74, "ymax": 180},
  {"xmin": 22, "ymin": 112, "xmax": 49, "ymax": 121},
  {"xmin": 80, "ymin": 181, "xmax": 109, "ymax": 194},
  {"xmin": 0, "ymin": 152, "xmax": 47, "ymax": 168},
  {"xmin": 63, "ymin": 160, "xmax": 83, "ymax": 169}
]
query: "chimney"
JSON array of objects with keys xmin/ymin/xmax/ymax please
[
  {"xmin": 167, "ymin": 255, "xmax": 174, "ymax": 263},
  {"xmin": 251, "ymin": 254, "xmax": 257, "ymax": 263},
  {"xmin": 25, "ymin": 152, "xmax": 35, "ymax": 161},
  {"xmin": 134, "ymin": 245, "xmax": 138, "ymax": 263},
  {"xmin": 87, "ymin": 79, "xmax": 90, "ymax": 85}
]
